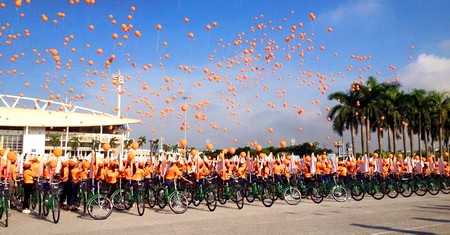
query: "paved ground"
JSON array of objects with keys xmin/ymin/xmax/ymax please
[{"xmin": 1, "ymin": 192, "xmax": 449, "ymax": 235}]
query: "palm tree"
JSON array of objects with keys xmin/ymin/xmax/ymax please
[
  {"xmin": 124, "ymin": 138, "xmax": 134, "ymax": 150},
  {"xmin": 328, "ymin": 88, "xmax": 360, "ymax": 157},
  {"xmin": 137, "ymin": 136, "xmax": 147, "ymax": 149},
  {"xmin": 91, "ymin": 138, "xmax": 100, "ymax": 151},
  {"xmin": 69, "ymin": 136, "xmax": 81, "ymax": 155},
  {"xmin": 49, "ymin": 133, "xmax": 61, "ymax": 149},
  {"xmin": 410, "ymin": 89, "xmax": 434, "ymax": 157},
  {"xmin": 428, "ymin": 91, "xmax": 450, "ymax": 157},
  {"xmin": 163, "ymin": 143, "xmax": 171, "ymax": 152},
  {"xmin": 109, "ymin": 137, "xmax": 118, "ymax": 149}
]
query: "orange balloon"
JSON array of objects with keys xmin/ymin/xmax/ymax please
[
  {"xmin": 156, "ymin": 24, "xmax": 162, "ymax": 30},
  {"xmin": 228, "ymin": 147, "xmax": 236, "ymax": 155},
  {"xmin": 188, "ymin": 32, "xmax": 194, "ymax": 38},
  {"xmin": 53, "ymin": 148, "xmax": 63, "ymax": 157},
  {"xmin": 279, "ymin": 140, "xmax": 287, "ymax": 148},
  {"xmin": 179, "ymin": 139, "xmax": 187, "ymax": 147},
  {"xmin": 206, "ymin": 143, "xmax": 214, "ymax": 151},
  {"xmin": 181, "ymin": 104, "xmax": 188, "ymax": 112}
]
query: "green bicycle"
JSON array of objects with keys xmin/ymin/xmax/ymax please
[
  {"xmin": 0, "ymin": 182, "xmax": 10, "ymax": 227},
  {"xmin": 42, "ymin": 180, "xmax": 61, "ymax": 223},
  {"xmin": 156, "ymin": 179, "xmax": 189, "ymax": 214}
]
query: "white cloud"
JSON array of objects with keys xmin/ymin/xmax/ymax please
[
  {"xmin": 439, "ymin": 39, "xmax": 450, "ymax": 50},
  {"xmin": 400, "ymin": 53, "xmax": 450, "ymax": 91},
  {"xmin": 325, "ymin": 0, "xmax": 384, "ymax": 24}
]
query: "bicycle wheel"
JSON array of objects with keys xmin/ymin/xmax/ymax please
[
  {"xmin": 15, "ymin": 185, "xmax": 24, "ymax": 203},
  {"xmin": 147, "ymin": 188, "xmax": 156, "ymax": 208},
  {"xmin": 439, "ymin": 179, "xmax": 450, "ymax": 194},
  {"xmin": 217, "ymin": 185, "xmax": 227, "ymax": 205},
  {"xmin": 283, "ymin": 186, "xmax": 302, "ymax": 205},
  {"xmin": 168, "ymin": 191, "xmax": 189, "ymax": 214},
  {"xmin": 232, "ymin": 187, "xmax": 244, "ymax": 210},
  {"xmin": 427, "ymin": 180, "xmax": 440, "ymax": 195},
  {"xmin": 331, "ymin": 185, "xmax": 347, "ymax": 202},
  {"xmin": 245, "ymin": 185, "xmax": 255, "ymax": 203},
  {"xmin": 111, "ymin": 188, "xmax": 127, "ymax": 210},
  {"xmin": 260, "ymin": 185, "xmax": 274, "ymax": 207},
  {"xmin": 123, "ymin": 189, "xmax": 133, "ymax": 210},
  {"xmin": 136, "ymin": 191, "xmax": 145, "ymax": 216},
  {"xmin": 350, "ymin": 183, "xmax": 365, "ymax": 201},
  {"xmin": 370, "ymin": 184, "xmax": 385, "ymax": 200},
  {"xmin": 4, "ymin": 198, "xmax": 8, "ymax": 227},
  {"xmin": 399, "ymin": 181, "xmax": 413, "ymax": 197},
  {"xmin": 311, "ymin": 183, "xmax": 324, "ymax": 204},
  {"xmin": 205, "ymin": 189, "xmax": 217, "ymax": 212},
  {"xmin": 52, "ymin": 195, "xmax": 60, "ymax": 224},
  {"xmin": 414, "ymin": 181, "xmax": 427, "ymax": 196},
  {"xmin": 82, "ymin": 191, "xmax": 88, "ymax": 214},
  {"xmin": 87, "ymin": 195, "xmax": 113, "ymax": 220},
  {"xmin": 156, "ymin": 188, "xmax": 167, "ymax": 209},
  {"xmin": 30, "ymin": 191, "xmax": 36, "ymax": 210},
  {"xmin": 42, "ymin": 192, "xmax": 49, "ymax": 216},
  {"xmin": 0, "ymin": 198, "xmax": 3, "ymax": 220},
  {"xmin": 386, "ymin": 183, "xmax": 399, "ymax": 199},
  {"xmin": 192, "ymin": 189, "xmax": 201, "ymax": 207}
]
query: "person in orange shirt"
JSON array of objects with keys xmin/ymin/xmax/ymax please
[
  {"xmin": 95, "ymin": 162, "xmax": 106, "ymax": 181},
  {"xmin": 144, "ymin": 160, "xmax": 154, "ymax": 178},
  {"xmin": 3, "ymin": 157, "xmax": 18, "ymax": 208},
  {"xmin": 273, "ymin": 160, "xmax": 284, "ymax": 183},
  {"xmin": 165, "ymin": 161, "xmax": 192, "ymax": 191},
  {"xmin": 133, "ymin": 162, "xmax": 145, "ymax": 181},
  {"xmin": 106, "ymin": 162, "xmax": 120, "ymax": 197},
  {"xmin": 22, "ymin": 162, "xmax": 34, "ymax": 214},
  {"xmin": 68, "ymin": 160, "xmax": 81, "ymax": 211}
]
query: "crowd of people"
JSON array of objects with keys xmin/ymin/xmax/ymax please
[{"xmin": 1, "ymin": 148, "xmax": 449, "ymax": 214}]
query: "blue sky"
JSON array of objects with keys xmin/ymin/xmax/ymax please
[{"xmin": 1, "ymin": 0, "xmax": 450, "ymax": 151}]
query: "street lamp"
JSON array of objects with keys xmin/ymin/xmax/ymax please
[
  {"xmin": 183, "ymin": 96, "xmax": 188, "ymax": 157},
  {"xmin": 334, "ymin": 140, "xmax": 343, "ymax": 159},
  {"xmin": 112, "ymin": 70, "xmax": 124, "ymax": 117},
  {"xmin": 182, "ymin": 96, "xmax": 188, "ymax": 141}
]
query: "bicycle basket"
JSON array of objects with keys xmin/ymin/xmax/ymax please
[
  {"xmin": 52, "ymin": 185, "xmax": 62, "ymax": 195},
  {"xmin": 100, "ymin": 183, "xmax": 111, "ymax": 194}
]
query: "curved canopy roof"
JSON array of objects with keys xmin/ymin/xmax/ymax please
[{"xmin": 0, "ymin": 107, "xmax": 141, "ymax": 127}]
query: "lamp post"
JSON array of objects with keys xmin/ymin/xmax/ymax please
[
  {"xmin": 334, "ymin": 140, "xmax": 343, "ymax": 159},
  {"xmin": 183, "ymin": 96, "xmax": 188, "ymax": 141},
  {"xmin": 112, "ymin": 70, "xmax": 124, "ymax": 117},
  {"xmin": 183, "ymin": 96, "xmax": 188, "ymax": 157}
]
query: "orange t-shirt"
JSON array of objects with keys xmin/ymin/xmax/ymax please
[
  {"xmin": 237, "ymin": 166, "xmax": 246, "ymax": 179},
  {"xmin": 106, "ymin": 169, "xmax": 119, "ymax": 184},
  {"xmin": 133, "ymin": 168, "xmax": 145, "ymax": 181},
  {"xmin": 23, "ymin": 169, "xmax": 34, "ymax": 184},
  {"xmin": 165, "ymin": 165, "xmax": 181, "ymax": 181},
  {"xmin": 95, "ymin": 167, "xmax": 106, "ymax": 181},
  {"xmin": 273, "ymin": 164, "xmax": 283, "ymax": 175},
  {"xmin": 144, "ymin": 165, "xmax": 153, "ymax": 177},
  {"xmin": 70, "ymin": 168, "xmax": 81, "ymax": 183}
]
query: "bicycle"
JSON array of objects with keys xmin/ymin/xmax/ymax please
[
  {"xmin": 14, "ymin": 178, "xmax": 24, "ymax": 204},
  {"xmin": 245, "ymin": 175, "xmax": 275, "ymax": 207},
  {"xmin": 217, "ymin": 176, "xmax": 244, "ymax": 209},
  {"xmin": 270, "ymin": 175, "xmax": 302, "ymax": 205},
  {"xmin": 296, "ymin": 174, "xmax": 324, "ymax": 204},
  {"xmin": 42, "ymin": 180, "xmax": 62, "ymax": 223},
  {"xmin": 123, "ymin": 180, "xmax": 146, "ymax": 216},
  {"xmin": 30, "ymin": 178, "xmax": 44, "ymax": 215},
  {"xmin": 86, "ymin": 181, "xmax": 113, "ymax": 220},
  {"xmin": 155, "ymin": 179, "xmax": 189, "ymax": 214},
  {"xmin": 0, "ymin": 181, "xmax": 10, "ymax": 227},
  {"xmin": 191, "ymin": 175, "xmax": 217, "ymax": 212}
]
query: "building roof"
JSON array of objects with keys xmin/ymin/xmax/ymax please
[{"xmin": 0, "ymin": 106, "xmax": 141, "ymax": 127}]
